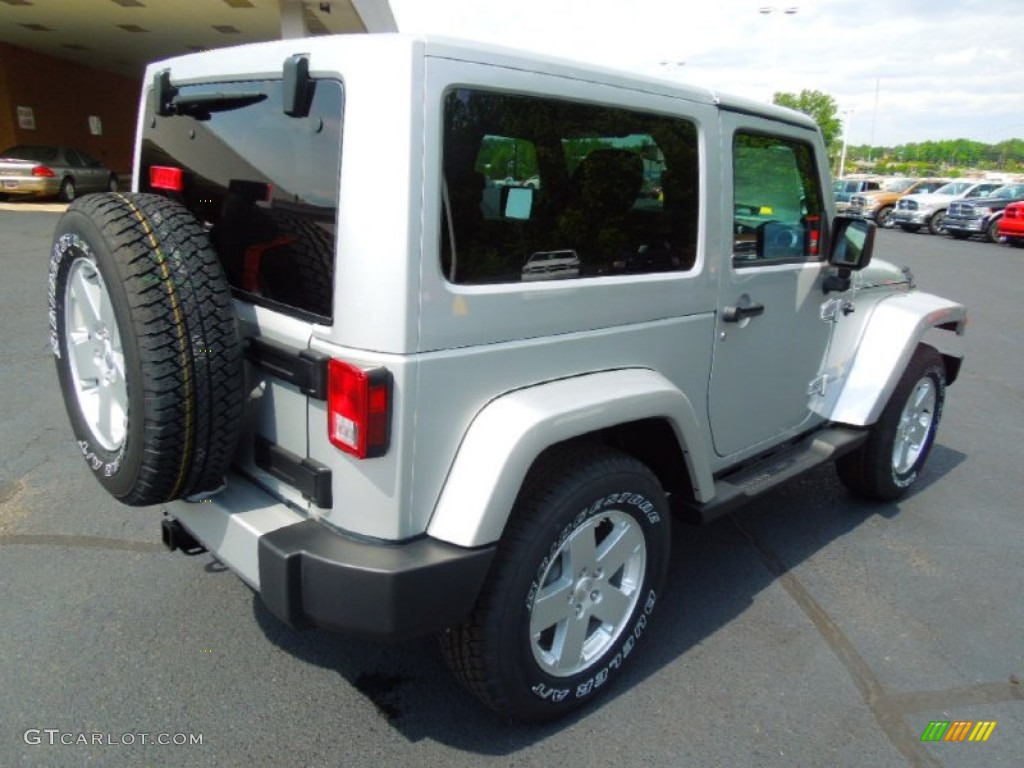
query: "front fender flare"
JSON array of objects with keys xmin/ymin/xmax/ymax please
[
  {"xmin": 427, "ymin": 368, "xmax": 713, "ymax": 548},
  {"xmin": 829, "ymin": 291, "xmax": 966, "ymax": 426}
]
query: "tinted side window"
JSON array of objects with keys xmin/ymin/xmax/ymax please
[
  {"xmin": 141, "ymin": 79, "xmax": 342, "ymax": 321},
  {"xmin": 441, "ymin": 89, "xmax": 699, "ymax": 285},
  {"xmin": 63, "ymin": 149, "xmax": 85, "ymax": 168},
  {"xmin": 733, "ymin": 132, "xmax": 823, "ymax": 265}
]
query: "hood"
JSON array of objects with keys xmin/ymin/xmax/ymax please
[
  {"xmin": 854, "ymin": 258, "xmax": 913, "ymax": 290},
  {"xmin": 955, "ymin": 194, "xmax": 1024, "ymax": 208},
  {"xmin": 901, "ymin": 193, "xmax": 956, "ymax": 205}
]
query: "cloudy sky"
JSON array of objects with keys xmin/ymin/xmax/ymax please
[{"xmin": 388, "ymin": 0, "xmax": 1024, "ymax": 147}]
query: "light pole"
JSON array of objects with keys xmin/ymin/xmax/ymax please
[
  {"xmin": 758, "ymin": 6, "xmax": 799, "ymax": 100},
  {"xmin": 837, "ymin": 109, "xmax": 854, "ymax": 179}
]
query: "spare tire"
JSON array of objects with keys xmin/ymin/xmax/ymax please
[{"xmin": 49, "ymin": 193, "xmax": 245, "ymax": 506}]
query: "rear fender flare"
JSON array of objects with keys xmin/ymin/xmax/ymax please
[{"xmin": 427, "ymin": 368, "xmax": 713, "ymax": 548}]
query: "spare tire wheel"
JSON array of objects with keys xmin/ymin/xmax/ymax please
[{"xmin": 49, "ymin": 192, "xmax": 245, "ymax": 506}]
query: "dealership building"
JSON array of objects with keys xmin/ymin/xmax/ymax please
[{"xmin": 0, "ymin": 0, "xmax": 396, "ymax": 174}]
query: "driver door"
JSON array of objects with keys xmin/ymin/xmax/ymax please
[{"xmin": 708, "ymin": 114, "xmax": 834, "ymax": 457}]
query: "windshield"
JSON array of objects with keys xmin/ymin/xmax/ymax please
[
  {"xmin": 933, "ymin": 181, "xmax": 972, "ymax": 196},
  {"xmin": 965, "ymin": 183, "xmax": 1002, "ymax": 199},
  {"xmin": 992, "ymin": 184, "xmax": 1024, "ymax": 199},
  {"xmin": 881, "ymin": 178, "xmax": 914, "ymax": 192}
]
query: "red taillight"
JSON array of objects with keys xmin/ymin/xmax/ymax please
[
  {"xmin": 31, "ymin": 165, "xmax": 56, "ymax": 178},
  {"xmin": 327, "ymin": 360, "xmax": 390, "ymax": 459},
  {"xmin": 149, "ymin": 165, "xmax": 184, "ymax": 192}
]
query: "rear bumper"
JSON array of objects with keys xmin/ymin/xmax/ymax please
[
  {"xmin": 165, "ymin": 472, "xmax": 495, "ymax": 640},
  {"xmin": 0, "ymin": 175, "xmax": 61, "ymax": 197},
  {"xmin": 998, "ymin": 221, "xmax": 1024, "ymax": 238}
]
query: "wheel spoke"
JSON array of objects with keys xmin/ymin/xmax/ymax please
[
  {"xmin": 530, "ymin": 578, "xmax": 574, "ymax": 635},
  {"xmin": 893, "ymin": 431, "xmax": 912, "ymax": 473},
  {"xmin": 70, "ymin": 334, "xmax": 101, "ymax": 379},
  {"xmin": 99, "ymin": 291, "xmax": 119, "ymax": 338},
  {"xmin": 70, "ymin": 265, "xmax": 103, "ymax": 329},
  {"xmin": 552, "ymin": 610, "xmax": 589, "ymax": 673},
  {"xmin": 566, "ymin": 526, "xmax": 597, "ymax": 576},
  {"xmin": 595, "ymin": 521, "xmax": 644, "ymax": 577},
  {"xmin": 97, "ymin": 383, "xmax": 114, "ymax": 437},
  {"xmin": 110, "ymin": 349, "xmax": 126, "ymax": 380},
  {"xmin": 593, "ymin": 583, "xmax": 633, "ymax": 627}
]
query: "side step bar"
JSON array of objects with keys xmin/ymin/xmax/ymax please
[{"xmin": 678, "ymin": 427, "xmax": 868, "ymax": 524}]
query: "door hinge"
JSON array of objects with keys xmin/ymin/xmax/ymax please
[
  {"xmin": 820, "ymin": 298, "xmax": 854, "ymax": 323},
  {"xmin": 820, "ymin": 298, "xmax": 841, "ymax": 322}
]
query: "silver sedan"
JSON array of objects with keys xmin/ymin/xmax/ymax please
[{"xmin": 0, "ymin": 145, "xmax": 118, "ymax": 202}]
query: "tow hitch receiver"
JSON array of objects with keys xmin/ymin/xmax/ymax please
[{"xmin": 161, "ymin": 517, "xmax": 206, "ymax": 555}]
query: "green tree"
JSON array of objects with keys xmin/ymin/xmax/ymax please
[{"xmin": 772, "ymin": 89, "xmax": 842, "ymax": 147}]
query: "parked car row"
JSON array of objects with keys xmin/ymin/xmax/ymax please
[
  {"xmin": 845, "ymin": 177, "xmax": 948, "ymax": 227},
  {"xmin": 843, "ymin": 174, "xmax": 1024, "ymax": 246},
  {"xmin": 0, "ymin": 145, "xmax": 118, "ymax": 202}
]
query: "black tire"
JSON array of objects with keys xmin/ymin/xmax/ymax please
[
  {"xmin": 928, "ymin": 210, "xmax": 946, "ymax": 235},
  {"xmin": 984, "ymin": 217, "xmax": 1001, "ymax": 244},
  {"xmin": 59, "ymin": 177, "xmax": 76, "ymax": 202},
  {"xmin": 836, "ymin": 346, "xmax": 946, "ymax": 502},
  {"xmin": 899, "ymin": 223, "xmax": 920, "ymax": 233},
  {"xmin": 876, "ymin": 205, "xmax": 894, "ymax": 228},
  {"xmin": 49, "ymin": 193, "xmax": 245, "ymax": 505},
  {"xmin": 440, "ymin": 444, "xmax": 671, "ymax": 722}
]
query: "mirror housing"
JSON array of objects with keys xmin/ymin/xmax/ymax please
[
  {"xmin": 829, "ymin": 216, "xmax": 875, "ymax": 270},
  {"xmin": 501, "ymin": 184, "xmax": 534, "ymax": 220},
  {"xmin": 824, "ymin": 216, "xmax": 875, "ymax": 294}
]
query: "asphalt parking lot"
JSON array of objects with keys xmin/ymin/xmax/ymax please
[{"xmin": 1, "ymin": 202, "xmax": 1021, "ymax": 767}]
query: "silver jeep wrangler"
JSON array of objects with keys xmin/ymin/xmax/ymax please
[{"xmin": 48, "ymin": 34, "xmax": 966, "ymax": 722}]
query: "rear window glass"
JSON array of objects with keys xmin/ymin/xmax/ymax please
[
  {"xmin": 141, "ymin": 79, "xmax": 342, "ymax": 321},
  {"xmin": 1, "ymin": 146, "xmax": 59, "ymax": 162},
  {"xmin": 441, "ymin": 88, "xmax": 699, "ymax": 284}
]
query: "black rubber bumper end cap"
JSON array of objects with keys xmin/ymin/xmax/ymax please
[{"xmin": 257, "ymin": 519, "xmax": 495, "ymax": 640}]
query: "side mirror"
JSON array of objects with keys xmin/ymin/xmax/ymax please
[
  {"xmin": 501, "ymin": 185, "xmax": 534, "ymax": 220},
  {"xmin": 829, "ymin": 216, "xmax": 875, "ymax": 270},
  {"xmin": 824, "ymin": 216, "xmax": 876, "ymax": 294}
]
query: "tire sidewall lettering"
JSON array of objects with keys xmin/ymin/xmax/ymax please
[
  {"xmin": 52, "ymin": 227, "xmax": 132, "ymax": 482},
  {"xmin": 49, "ymin": 232, "xmax": 92, "ymax": 359},
  {"xmin": 526, "ymin": 490, "xmax": 660, "ymax": 611},
  {"xmin": 522, "ymin": 486, "xmax": 666, "ymax": 707},
  {"xmin": 529, "ymin": 587, "xmax": 658, "ymax": 703}
]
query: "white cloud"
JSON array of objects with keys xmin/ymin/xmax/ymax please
[{"xmin": 387, "ymin": 0, "xmax": 1024, "ymax": 145}]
